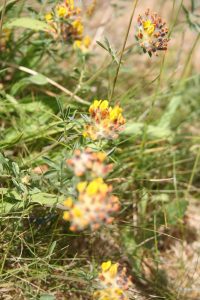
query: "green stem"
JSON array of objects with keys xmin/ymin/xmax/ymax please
[
  {"xmin": 187, "ymin": 147, "xmax": 200, "ymax": 194},
  {"xmin": 181, "ymin": 33, "xmax": 200, "ymax": 78},
  {"xmin": 169, "ymin": 0, "xmax": 183, "ymax": 38},
  {"xmin": 109, "ymin": 0, "xmax": 139, "ymax": 101}
]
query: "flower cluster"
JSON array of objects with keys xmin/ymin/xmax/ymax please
[
  {"xmin": 83, "ymin": 100, "xmax": 126, "ymax": 140},
  {"xmin": 93, "ymin": 261, "xmax": 132, "ymax": 300},
  {"xmin": 67, "ymin": 148, "xmax": 113, "ymax": 177},
  {"xmin": 63, "ymin": 178, "xmax": 120, "ymax": 231},
  {"xmin": 45, "ymin": 0, "xmax": 91, "ymax": 51},
  {"xmin": 136, "ymin": 9, "xmax": 169, "ymax": 56}
]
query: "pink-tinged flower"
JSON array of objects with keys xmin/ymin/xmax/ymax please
[
  {"xmin": 93, "ymin": 261, "xmax": 133, "ymax": 300},
  {"xmin": 83, "ymin": 100, "xmax": 126, "ymax": 140},
  {"xmin": 63, "ymin": 178, "xmax": 120, "ymax": 231},
  {"xmin": 136, "ymin": 9, "xmax": 169, "ymax": 56},
  {"xmin": 67, "ymin": 148, "xmax": 113, "ymax": 177}
]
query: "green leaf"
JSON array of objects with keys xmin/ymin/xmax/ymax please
[
  {"xmin": 30, "ymin": 192, "xmax": 65, "ymax": 206},
  {"xmin": 0, "ymin": 133, "xmax": 23, "ymax": 149},
  {"xmin": 11, "ymin": 78, "xmax": 30, "ymax": 95},
  {"xmin": 39, "ymin": 295, "xmax": 56, "ymax": 300},
  {"xmin": 96, "ymin": 40, "xmax": 108, "ymax": 51},
  {"xmin": 0, "ymin": 188, "xmax": 65, "ymax": 214},
  {"xmin": 158, "ymin": 96, "xmax": 182, "ymax": 129},
  {"xmin": 12, "ymin": 162, "xmax": 20, "ymax": 177},
  {"xmin": 29, "ymin": 74, "xmax": 48, "ymax": 85},
  {"xmin": 11, "ymin": 75, "xmax": 48, "ymax": 95},
  {"xmin": 97, "ymin": 37, "xmax": 119, "ymax": 64},
  {"xmin": 4, "ymin": 18, "xmax": 51, "ymax": 32},
  {"xmin": 164, "ymin": 199, "xmax": 188, "ymax": 225},
  {"xmin": 48, "ymin": 241, "xmax": 57, "ymax": 256}
]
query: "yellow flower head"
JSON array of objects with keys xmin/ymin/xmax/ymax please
[
  {"xmin": 84, "ymin": 100, "xmax": 126, "ymax": 140},
  {"xmin": 77, "ymin": 181, "xmax": 87, "ymax": 193},
  {"xmin": 143, "ymin": 20, "xmax": 155, "ymax": 35},
  {"xmin": 89, "ymin": 99, "xmax": 100, "ymax": 113},
  {"xmin": 64, "ymin": 197, "xmax": 73, "ymax": 208},
  {"xmin": 83, "ymin": 35, "xmax": 91, "ymax": 48},
  {"xmin": 101, "ymin": 261, "xmax": 112, "ymax": 272},
  {"xmin": 72, "ymin": 19, "xmax": 84, "ymax": 36},
  {"xmin": 73, "ymin": 40, "xmax": 82, "ymax": 49},
  {"xmin": 45, "ymin": 12, "xmax": 53, "ymax": 22},
  {"xmin": 63, "ymin": 178, "xmax": 120, "ymax": 231},
  {"xmin": 137, "ymin": 9, "xmax": 169, "ymax": 56},
  {"xmin": 56, "ymin": 5, "xmax": 68, "ymax": 18},
  {"xmin": 86, "ymin": 178, "xmax": 102, "ymax": 195},
  {"xmin": 94, "ymin": 261, "xmax": 132, "ymax": 300},
  {"xmin": 73, "ymin": 35, "xmax": 91, "ymax": 52},
  {"xmin": 100, "ymin": 100, "xmax": 109, "ymax": 112}
]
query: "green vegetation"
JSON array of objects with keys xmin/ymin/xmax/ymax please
[{"xmin": 0, "ymin": 0, "xmax": 200, "ymax": 299}]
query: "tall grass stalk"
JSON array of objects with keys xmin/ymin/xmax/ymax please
[{"xmin": 109, "ymin": 0, "xmax": 139, "ymax": 101}]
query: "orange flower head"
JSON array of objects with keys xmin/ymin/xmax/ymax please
[
  {"xmin": 83, "ymin": 100, "xmax": 126, "ymax": 140},
  {"xmin": 93, "ymin": 261, "xmax": 132, "ymax": 300},
  {"xmin": 63, "ymin": 178, "xmax": 120, "ymax": 231}
]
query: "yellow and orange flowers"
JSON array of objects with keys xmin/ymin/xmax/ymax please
[
  {"xmin": 73, "ymin": 35, "xmax": 91, "ymax": 52},
  {"xmin": 136, "ymin": 9, "xmax": 169, "ymax": 56},
  {"xmin": 63, "ymin": 178, "xmax": 120, "ymax": 231},
  {"xmin": 83, "ymin": 100, "xmax": 126, "ymax": 140},
  {"xmin": 44, "ymin": 0, "xmax": 90, "ymax": 51},
  {"xmin": 56, "ymin": 0, "xmax": 80, "ymax": 18},
  {"xmin": 93, "ymin": 261, "xmax": 132, "ymax": 300},
  {"xmin": 67, "ymin": 148, "xmax": 113, "ymax": 177}
]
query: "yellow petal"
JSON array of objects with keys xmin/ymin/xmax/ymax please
[
  {"xmin": 86, "ymin": 180, "xmax": 98, "ymax": 195},
  {"xmin": 143, "ymin": 20, "xmax": 155, "ymax": 35},
  {"xmin": 77, "ymin": 181, "xmax": 87, "ymax": 193},
  {"xmin": 100, "ymin": 182, "xmax": 109, "ymax": 194},
  {"xmin": 63, "ymin": 211, "xmax": 70, "ymax": 221},
  {"xmin": 89, "ymin": 100, "xmax": 100, "ymax": 112},
  {"xmin": 109, "ymin": 263, "xmax": 118, "ymax": 278},
  {"xmin": 73, "ymin": 40, "xmax": 82, "ymax": 50},
  {"xmin": 64, "ymin": 197, "xmax": 73, "ymax": 208},
  {"xmin": 72, "ymin": 19, "xmax": 84, "ymax": 35},
  {"xmin": 100, "ymin": 100, "xmax": 109, "ymax": 111},
  {"xmin": 115, "ymin": 288, "xmax": 123, "ymax": 295},
  {"xmin": 56, "ymin": 6, "xmax": 68, "ymax": 17},
  {"xmin": 72, "ymin": 207, "xmax": 83, "ymax": 217},
  {"xmin": 45, "ymin": 13, "xmax": 53, "ymax": 22},
  {"xmin": 83, "ymin": 35, "xmax": 91, "ymax": 48},
  {"xmin": 101, "ymin": 260, "xmax": 111, "ymax": 272},
  {"xmin": 96, "ymin": 152, "xmax": 106, "ymax": 161}
]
